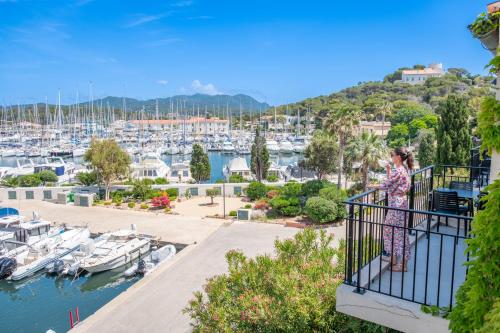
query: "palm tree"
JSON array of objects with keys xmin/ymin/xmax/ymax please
[
  {"xmin": 349, "ymin": 131, "xmax": 387, "ymax": 191},
  {"xmin": 376, "ymin": 101, "xmax": 392, "ymax": 137},
  {"xmin": 323, "ymin": 101, "xmax": 361, "ymax": 188}
]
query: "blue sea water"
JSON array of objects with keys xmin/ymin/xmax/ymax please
[{"xmin": 0, "ymin": 267, "xmax": 138, "ymax": 333}]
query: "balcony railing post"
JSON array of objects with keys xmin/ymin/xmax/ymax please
[
  {"xmin": 346, "ymin": 204, "xmax": 354, "ymax": 285},
  {"xmin": 408, "ymin": 173, "xmax": 415, "ymax": 231},
  {"xmin": 354, "ymin": 205, "xmax": 365, "ymax": 294},
  {"xmin": 429, "ymin": 166, "xmax": 434, "ymax": 211}
]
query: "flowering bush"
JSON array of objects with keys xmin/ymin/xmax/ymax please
[
  {"xmin": 266, "ymin": 190, "xmax": 280, "ymax": 199},
  {"xmin": 254, "ymin": 199, "xmax": 270, "ymax": 210},
  {"xmin": 185, "ymin": 229, "xmax": 382, "ymax": 332},
  {"xmin": 151, "ymin": 195, "xmax": 171, "ymax": 209}
]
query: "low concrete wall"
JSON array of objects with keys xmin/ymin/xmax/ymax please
[
  {"xmin": 0, "ymin": 182, "xmax": 288, "ymax": 203},
  {"xmin": 336, "ymin": 284, "xmax": 450, "ymax": 333}
]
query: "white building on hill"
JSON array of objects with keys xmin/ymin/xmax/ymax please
[{"xmin": 401, "ymin": 63, "xmax": 444, "ymax": 84}]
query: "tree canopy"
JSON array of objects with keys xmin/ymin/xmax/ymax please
[
  {"xmin": 190, "ymin": 143, "xmax": 211, "ymax": 183},
  {"xmin": 250, "ymin": 127, "xmax": 270, "ymax": 181},
  {"xmin": 436, "ymin": 95, "xmax": 472, "ymax": 166},
  {"xmin": 83, "ymin": 139, "xmax": 131, "ymax": 199},
  {"xmin": 302, "ymin": 131, "xmax": 338, "ymax": 180}
]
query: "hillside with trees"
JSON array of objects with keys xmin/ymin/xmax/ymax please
[{"xmin": 269, "ymin": 67, "xmax": 491, "ymax": 128}]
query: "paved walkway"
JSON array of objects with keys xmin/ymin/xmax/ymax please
[
  {"xmin": 72, "ymin": 222, "xmax": 306, "ymax": 332},
  {"xmin": 15, "ymin": 200, "xmax": 225, "ymax": 245},
  {"xmin": 12, "ymin": 200, "xmax": 345, "ymax": 332}
]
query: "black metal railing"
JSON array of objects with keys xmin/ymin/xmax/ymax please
[{"xmin": 344, "ymin": 200, "xmax": 472, "ymax": 310}]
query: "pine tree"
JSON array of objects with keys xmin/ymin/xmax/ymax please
[
  {"xmin": 417, "ymin": 129, "xmax": 436, "ymax": 168},
  {"xmin": 250, "ymin": 127, "xmax": 270, "ymax": 181},
  {"xmin": 190, "ymin": 143, "xmax": 211, "ymax": 183},
  {"xmin": 436, "ymin": 95, "xmax": 472, "ymax": 166}
]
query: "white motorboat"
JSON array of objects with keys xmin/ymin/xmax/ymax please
[
  {"xmin": 10, "ymin": 228, "xmax": 91, "ymax": 280},
  {"xmin": 45, "ymin": 234, "xmax": 109, "ymax": 276},
  {"xmin": 279, "ymin": 140, "xmax": 294, "ymax": 154},
  {"xmin": 80, "ymin": 229, "xmax": 151, "ymax": 273},
  {"xmin": 165, "ymin": 145, "xmax": 180, "ymax": 155},
  {"xmin": 123, "ymin": 244, "xmax": 176, "ymax": 277},
  {"xmin": 2, "ymin": 159, "xmax": 35, "ymax": 178},
  {"xmin": 223, "ymin": 157, "xmax": 252, "ymax": 181},
  {"xmin": 72, "ymin": 147, "xmax": 87, "ymax": 157},
  {"xmin": 34, "ymin": 157, "xmax": 76, "ymax": 184},
  {"xmin": 131, "ymin": 153, "xmax": 170, "ymax": 180},
  {"xmin": 221, "ymin": 141, "xmax": 236, "ymax": 154},
  {"xmin": 168, "ymin": 161, "xmax": 193, "ymax": 183},
  {"xmin": 266, "ymin": 140, "xmax": 280, "ymax": 155}
]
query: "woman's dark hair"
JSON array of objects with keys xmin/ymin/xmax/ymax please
[{"xmin": 394, "ymin": 147, "xmax": 414, "ymax": 171}]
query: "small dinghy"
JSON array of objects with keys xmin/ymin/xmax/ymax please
[{"xmin": 123, "ymin": 244, "xmax": 176, "ymax": 277}]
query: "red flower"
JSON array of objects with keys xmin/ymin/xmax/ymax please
[{"xmin": 151, "ymin": 195, "xmax": 171, "ymax": 208}]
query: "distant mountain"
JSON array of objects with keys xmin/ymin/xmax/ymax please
[{"xmin": 83, "ymin": 94, "xmax": 270, "ymax": 115}]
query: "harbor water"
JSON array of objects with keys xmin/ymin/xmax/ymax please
[
  {"xmin": 0, "ymin": 267, "xmax": 138, "ymax": 333},
  {"xmin": 0, "ymin": 152, "xmax": 301, "ymax": 183}
]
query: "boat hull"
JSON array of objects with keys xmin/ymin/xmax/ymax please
[{"xmin": 83, "ymin": 241, "xmax": 150, "ymax": 273}]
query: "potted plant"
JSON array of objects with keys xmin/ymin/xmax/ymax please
[{"xmin": 468, "ymin": 12, "xmax": 500, "ymax": 53}]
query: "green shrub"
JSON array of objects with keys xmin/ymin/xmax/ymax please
[
  {"xmin": 76, "ymin": 171, "xmax": 98, "ymax": 186},
  {"xmin": 111, "ymin": 191, "xmax": 123, "ymax": 202},
  {"xmin": 244, "ymin": 204, "xmax": 252, "ymax": 209},
  {"xmin": 142, "ymin": 178, "xmax": 154, "ymax": 185},
  {"xmin": 449, "ymin": 180, "xmax": 500, "ymax": 332},
  {"xmin": 305, "ymin": 197, "xmax": 338, "ymax": 224},
  {"xmin": 229, "ymin": 210, "xmax": 237, "ymax": 217},
  {"xmin": 115, "ymin": 201, "xmax": 122, "ymax": 206},
  {"xmin": 165, "ymin": 188, "xmax": 179, "ymax": 198},
  {"xmin": 18, "ymin": 174, "xmax": 42, "ymax": 187},
  {"xmin": 301, "ymin": 180, "xmax": 328, "ymax": 197},
  {"xmin": 140, "ymin": 203, "xmax": 149, "ymax": 210},
  {"xmin": 319, "ymin": 186, "xmax": 348, "ymax": 220},
  {"xmin": 228, "ymin": 174, "xmax": 245, "ymax": 183},
  {"xmin": 147, "ymin": 189, "xmax": 163, "ymax": 200},
  {"xmin": 154, "ymin": 177, "xmax": 169, "ymax": 185},
  {"xmin": 184, "ymin": 229, "xmax": 383, "ymax": 332},
  {"xmin": 281, "ymin": 182, "xmax": 302, "ymax": 198},
  {"xmin": 0, "ymin": 176, "xmax": 19, "ymax": 188},
  {"xmin": 281, "ymin": 205, "xmax": 302, "ymax": 217},
  {"xmin": 269, "ymin": 197, "xmax": 301, "ymax": 217},
  {"xmin": 132, "ymin": 180, "xmax": 153, "ymax": 201},
  {"xmin": 37, "ymin": 170, "xmax": 58, "ymax": 184},
  {"xmin": 266, "ymin": 174, "xmax": 278, "ymax": 182},
  {"xmin": 128, "ymin": 202, "xmax": 136, "ymax": 208},
  {"xmin": 477, "ymin": 97, "xmax": 500, "ymax": 154},
  {"xmin": 104, "ymin": 201, "xmax": 112, "ymax": 206},
  {"xmin": 246, "ymin": 182, "xmax": 267, "ymax": 201},
  {"xmin": 215, "ymin": 179, "xmax": 225, "ymax": 184}
]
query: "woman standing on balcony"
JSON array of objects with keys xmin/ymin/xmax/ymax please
[{"xmin": 374, "ymin": 147, "xmax": 413, "ymax": 272}]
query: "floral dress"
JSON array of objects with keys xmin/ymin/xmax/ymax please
[{"xmin": 380, "ymin": 166, "xmax": 411, "ymax": 261}]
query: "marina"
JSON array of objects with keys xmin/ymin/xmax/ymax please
[
  {"xmin": 0, "ymin": 206, "xmax": 184, "ymax": 332},
  {"xmin": 0, "ymin": 151, "xmax": 302, "ymax": 184}
]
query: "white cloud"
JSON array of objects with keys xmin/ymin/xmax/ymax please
[
  {"xmin": 127, "ymin": 13, "xmax": 169, "ymax": 27},
  {"xmin": 156, "ymin": 80, "xmax": 168, "ymax": 86},
  {"xmin": 190, "ymin": 80, "xmax": 220, "ymax": 95}
]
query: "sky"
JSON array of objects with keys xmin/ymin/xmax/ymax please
[{"xmin": 0, "ymin": 0, "xmax": 494, "ymax": 106}]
